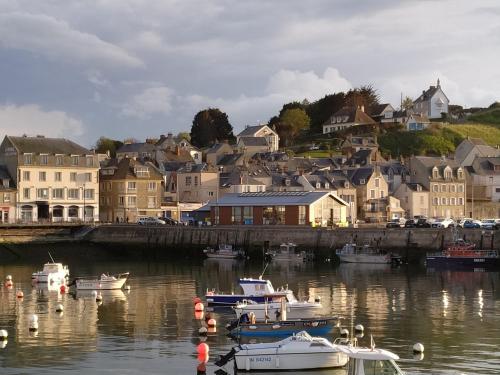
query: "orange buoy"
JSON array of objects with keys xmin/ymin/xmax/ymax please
[
  {"xmin": 16, "ymin": 290, "xmax": 24, "ymax": 299},
  {"xmin": 193, "ymin": 297, "xmax": 202, "ymax": 305},
  {"xmin": 197, "ymin": 342, "xmax": 209, "ymax": 354},
  {"xmin": 197, "ymin": 352, "xmax": 209, "ymax": 364},
  {"xmin": 194, "ymin": 311, "xmax": 204, "ymax": 320},
  {"xmin": 207, "ymin": 318, "xmax": 216, "ymax": 327},
  {"xmin": 194, "ymin": 302, "xmax": 204, "ymax": 312}
]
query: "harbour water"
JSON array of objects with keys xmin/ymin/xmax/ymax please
[{"xmin": 0, "ymin": 248, "xmax": 499, "ymax": 374}]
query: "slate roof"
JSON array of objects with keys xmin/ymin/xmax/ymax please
[
  {"xmin": 406, "ymin": 183, "xmax": 428, "ymax": 192},
  {"xmin": 271, "ymin": 173, "xmax": 303, "ymax": 187},
  {"xmin": 370, "ymin": 103, "xmax": 393, "ymax": 117},
  {"xmin": 238, "ymin": 137, "xmax": 269, "ymax": 147},
  {"xmin": 116, "ymin": 143, "xmax": 156, "ymax": 154},
  {"xmin": 470, "ymin": 157, "xmax": 500, "ymax": 175},
  {"xmin": 346, "ymin": 166, "xmax": 374, "ymax": 186},
  {"xmin": 100, "ymin": 158, "xmax": 163, "ymax": 180},
  {"xmin": 414, "ymin": 83, "xmax": 449, "ymax": 104},
  {"xmin": 209, "ymin": 191, "xmax": 347, "ymax": 206},
  {"xmin": 237, "ymin": 125, "xmax": 268, "ymax": 137},
  {"xmin": 177, "ymin": 162, "xmax": 216, "ymax": 173},
  {"xmin": 454, "ymin": 138, "xmax": 500, "ymax": 165},
  {"xmin": 0, "ymin": 165, "xmax": 14, "ymax": 189},
  {"xmin": 218, "ymin": 153, "xmax": 244, "ymax": 166},
  {"xmin": 7, "ymin": 136, "xmax": 90, "ymax": 155}
]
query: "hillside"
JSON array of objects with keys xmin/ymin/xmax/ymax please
[
  {"xmin": 467, "ymin": 107, "xmax": 500, "ymax": 125},
  {"xmin": 442, "ymin": 123, "xmax": 500, "ymax": 147}
]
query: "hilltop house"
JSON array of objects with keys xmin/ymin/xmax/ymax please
[
  {"xmin": 454, "ymin": 138, "xmax": 500, "ymax": 167},
  {"xmin": 323, "ymin": 106, "xmax": 377, "ymax": 133},
  {"xmin": 236, "ymin": 125, "xmax": 279, "ymax": 152},
  {"xmin": 413, "ymin": 79, "xmax": 449, "ymax": 119}
]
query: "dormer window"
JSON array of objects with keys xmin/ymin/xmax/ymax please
[
  {"xmin": 316, "ymin": 182, "xmax": 321, "ymax": 189},
  {"xmin": 134, "ymin": 166, "xmax": 150, "ymax": 177},
  {"xmin": 337, "ymin": 116, "xmax": 342, "ymax": 123},
  {"xmin": 457, "ymin": 168, "xmax": 463, "ymax": 179},
  {"xmin": 24, "ymin": 153, "xmax": 32, "ymax": 165},
  {"xmin": 344, "ymin": 182, "xmax": 349, "ymax": 188},
  {"xmin": 359, "ymin": 179, "xmax": 366, "ymax": 185},
  {"xmin": 325, "ymin": 182, "xmax": 330, "ymax": 189},
  {"xmin": 432, "ymin": 167, "xmax": 439, "ymax": 179},
  {"xmin": 444, "ymin": 166, "xmax": 452, "ymax": 179}
]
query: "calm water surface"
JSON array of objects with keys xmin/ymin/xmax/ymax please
[{"xmin": 1, "ymin": 252, "xmax": 499, "ymax": 374}]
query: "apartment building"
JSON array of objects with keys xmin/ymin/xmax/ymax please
[
  {"xmin": 408, "ymin": 156, "xmax": 466, "ymax": 218},
  {"xmin": 99, "ymin": 158, "xmax": 163, "ymax": 223},
  {"xmin": 176, "ymin": 163, "xmax": 218, "ymax": 204},
  {"xmin": 0, "ymin": 166, "xmax": 16, "ymax": 223},
  {"xmin": 0, "ymin": 135, "xmax": 99, "ymax": 223}
]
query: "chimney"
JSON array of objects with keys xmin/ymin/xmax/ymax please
[
  {"xmin": 167, "ymin": 132, "xmax": 173, "ymax": 139},
  {"xmin": 176, "ymin": 146, "xmax": 181, "ymax": 156}
]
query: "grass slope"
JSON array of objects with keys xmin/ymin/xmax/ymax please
[
  {"xmin": 442, "ymin": 123, "xmax": 500, "ymax": 146},
  {"xmin": 467, "ymin": 108, "xmax": 500, "ymax": 125}
]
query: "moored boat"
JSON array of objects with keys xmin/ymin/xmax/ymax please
[
  {"xmin": 32, "ymin": 262, "xmax": 69, "ymax": 284},
  {"xmin": 216, "ymin": 331, "xmax": 349, "ymax": 371},
  {"xmin": 75, "ymin": 272, "xmax": 129, "ymax": 290},
  {"xmin": 426, "ymin": 238, "xmax": 499, "ymax": 269},
  {"xmin": 203, "ymin": 244, "xmax": 244, "ymax": 259},
  {"xmin": 336, "ymin": 243, "xmax": 400, "ymax": 264},
  {"xmin": 265, "ymin": 242, "xmax": 312, "ymax": 262}
]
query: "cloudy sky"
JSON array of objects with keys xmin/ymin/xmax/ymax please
[{"xmin": 1, "ymin": 0, "xmax": 499, "ymax": 147}]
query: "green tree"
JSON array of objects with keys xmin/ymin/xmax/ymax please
[
  {"xmin": 277, "ymin": 108, "xmax": 310, "ymax": 146},
  {"xmin": 175, "ymin": 132, "xmax": 191, "ymax": 142},
  {"xmin": 306, "ymin": 93, "xmax": 345, "ymax": 134},
  {"xmin": 95, "ymin": 137, "xmax": 124, "ymax": 158},
  {"xmin": 401, "ymin": 96, "xmax": 414, "ymax": 111},
  {"xmin": 345, "ymin": 84, "xmax": 380, "ymax": 114},
  {"xmin": 190, "ymin": 108, "xmax": 235, "ymax": 148},
  {"xmin": 278, "ymin": 101, "xmax": 306, "ymax": 118}
]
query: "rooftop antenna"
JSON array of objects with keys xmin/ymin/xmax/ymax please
[{"xmin": 48, "ymin": 251, "xmax": 55, "ymax": 263}]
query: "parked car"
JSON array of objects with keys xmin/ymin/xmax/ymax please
[
  {"xmin": 386, "ymin": 218, "xmax": 406, "ymax": 228},
  {"xmin": 404, "ymin": 219, "xmax": 416, "ymax": 228},
  {"xmin": 415, "ymin": 217, "xmax": 432, "ymax": 228},
  {"xmin": 462, "ymin": 219, "xmax": 482, "ymax": 228},
  {"xmin": 137, "ymin": 217, "xmax": 166, "ymax": 225},
  {"xmin": 431, "ymin": 218, "xmax": 455, "ymax": 228},
  {"xmin": 309, "ymin": 144, "xmax": 320, "ymax": 150},
  {"xmin": 163, "ymin": 217, "xmax": 180, "ymax": 225},
  {"xmin": 480, "ymin": 219, "xmax": 499, "ymax": 230},
  {"xmin": 457, "ymin": 218, "xmax": 473, "ymax": 228}
]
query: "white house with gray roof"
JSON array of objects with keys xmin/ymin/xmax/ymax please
[
  {"xmin": 413, "ymin": 79, "xmax": 449, "ymax": 119},
  {"xmin": 236, "ymin": 125, "xmax": 279, "ymax": 152},
  {"xmin": 454, "ymin": 137, "xmax": 500, "ymax": 167}
]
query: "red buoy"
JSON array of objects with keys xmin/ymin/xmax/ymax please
[
  {"xmin": 194, "ymin": 302, "xmax": 204, "ymax": 312},
  {"xmin": 197, "ymin": 342, "xmax": 209, "ymax": 355},
  {"xmin": 60, "ymin": 285, "xmax": 66, "ymax": 294},
  {"xmin": 193, "ymin": 297, "xmax": 202, "ymax": 305}
]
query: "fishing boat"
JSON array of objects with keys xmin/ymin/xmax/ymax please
[
  {"xmin": 338, "ymin": 339, "xmax": 405, "ymax": 375},
  {"xmin": 336, "ymin": 243, "xmax": 401, "ymax": 264},
  {"xmin": 265, "ymin": 243, "xmax": 311, "ymax": 262},
  {"xmin": 426, "ymin": 238, "xmax": 499, "ymax": 269},
  {"xmin": 205, "ymin": 277, "xmax": 294, "ymax": 306},
  {"xmin": 233, "ymin": 292, "xmax": 323, "ymax": 321},
  {"xmin": 74, "ymin": 272, "xmax": 129, "ymax": 290},
  {"xmin": 216, "ymin": 331, "xmax": 349, "ymax": 371},
  {"xmin": 32, "ymin": 257, "xmax": 69, "ymax": 284},
  {"xmin": 203, "ymin": 244, "xmax": 244, "ymax": 259}
]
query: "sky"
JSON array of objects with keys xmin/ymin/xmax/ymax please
[{"xmin": 1, "ymin": 0, "xmax": 500, "ymax": 147}]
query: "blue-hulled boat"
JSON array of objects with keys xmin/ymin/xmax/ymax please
[
  {"xmin": 426, "ymin": 238, "xmax": 500, "ymax": 269},
  {"xmin": 205, "ymin": 277, "xmax": 290, "ymax": 306}
]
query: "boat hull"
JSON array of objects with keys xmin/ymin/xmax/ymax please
[
  {"xmin": 206, "ymin": 294, "xmax": 266, "ymax": 306},
  {"xmin": 76, "ymin": 277, "xmax": 127, "ymax": 290},
  {"xmin": 234, "ymin": 303, "xmax": 323, "ymax": 321},
  {"xmin": 337, "ymin": 254, "xmax": 391, "ymax": 264},
  {"xmin": 32, "ymin": 270, "xmax": 69, "ymax": 284},
  {"xmin": 426, "ymin": 256, "xmax": 499, "ymax": 269},
  {"xmin": 231, "ymin": 318, "xmax": 336, "ymax": 337},
  {"xmin": 205, "ymin": 253, "xmax": 239, "ymax": 259},
  {"xmin": 234, "ymin": 351, "xmax": 348, "ymax": 371}
]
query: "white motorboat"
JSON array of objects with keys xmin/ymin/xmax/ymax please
[
  {"xmin": 216, "ymin": 331, "xmax": 348, "ymax": 371},
  {"xmin": 338, "ymin": 340, "xmax": 405, "ymax": 375},
  {"xmin": 233, "ymin": 291, "xmax": 323, "ymax": 321},
  {"xmin": 32, "ymin": 262, "xmax": 69, "ymax": 284},
  {"xmin": 336, "ymin": 243, "xmax": 398, "ymax": 264},
  {"xmin": 75, "ymin": 272, "xmax": 129, "ymax": 290},
  {"xmin": 203, "ymin": 244, "xmax": 244, "ymax": 259},
  {"xmin": 266, "ymin": 243, "xmax": 311, "ymax": 262}
]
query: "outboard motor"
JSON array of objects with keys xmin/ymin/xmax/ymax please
[
  {"xmin": 215, "ymin": 347, "xmax": 237, "ymax": 367},
  {"xmin": 225, "ymin": 313, "xmax": 249, "ymax": 331}
]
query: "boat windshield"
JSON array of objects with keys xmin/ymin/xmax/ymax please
[
  {"xmin": 43, "ymin": 264, "xmax": 62, "ymax": 272},
  {"xmin": 356, "ymin": 359, "xmax": 404, "ymax": 375},
  {"xmin": 285, "ymin": 291, "xmax": 297, "ymax": 303}
]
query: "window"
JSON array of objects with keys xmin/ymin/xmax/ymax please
[
  {"xmin": 316, "ymin": 182, "xmax": 321, "ymax": 189},
  {"xmin": 84, "ymin": 173, "xmax": 92, "ymax": 182},
  {"xmin": 39, "ymin": 171, "xmax": 46, "ymax": 182},
  {"xmin": 325, "ymin": 182, "xmax": 329, "ymax": 189},
  {"xmin": 84, "ymin": 189, "xmax": 94, "ymax": 199},
  {"xmin": 68, "ymin": 189, "xmax": 79, "ymax": 199},
  {"xmin": 37, "ymin": 188, "xmax": 48, "ymax": 199},
  {"xmin": 3, "ymin": 193, "xmax": 10, "ymax": 203},
  {"xmin": 433, "ymin": 197, "xmax": 439, "ymax": 205},
  {"xmin": 100, "ymin": 196, "xmax": 105, "ymax": 205},
  {"xmin": 458, "ymin": 197, "xmax": 463, "ymax": 205},
  {"xmin": 55, "ymin": 172, "xmax": 62, "ymax": 182},
  {"xmin": 451, "ymin": 197, "xmax": 456, "ymax": 205},
  {"xmin": 432, "ymin": 167, "xmax": 439, "ymax": 179},
  {"xmin": 40, "ymin": 154, "xmax": 48, "ymax": 165},
  {"xmin": 458, "ymin": 184, "xmax": 464, "ymax": 193},
  {"xmin": 127, "ymin": 182, "xmax": 136, "ymax": 190},
  {"xmin": 450, "ymin": 184, "xmax": 456, "ymax": 193},
  {"xmin": 496, "ymin": 187, "xmax": 500, "ymax": 193},
  {"xmin": 405, "ymin": 196, "xmax": 409, "ymax": 204},
  {"xmin": 23, "ymin": 188, "xmax": 30, "ymax": 199},
  {"xmin": 243, "ymin": 206, "xmax": 253, "ymax": 224},
  {"xmin": 148, "ymin": 182, "xmax": 156, "ymax": 191},
  {"xmin": 107, "ymin": 182, "xmax": 112, "ymax": 191},
  {"xmin": 147, "ymin": 196, "xmax": 156, "ymax": 208},
  {"xmin": 375, "ymin": 178, "xmax": 380, "ymax": 188},
  {"xmin": 263, "ymin": 206, "xmax": 274, "ymax": 225},
  {"xmin": 70, "ymin": 172, "xmax": 77, "ymax": 182},
  {"xmin": 71, "ymin": 155, "xmax": 79, "ymax": 166},
  {"xmin": 432, "ymin": 184, "xmax": 438, "ymax": 192},
  {"xmin": 441, "ymin": 197, "xmax": 447, "ymax": 205},
  {"xmin": 380, "ymin": 190, "xmax": 385, "ymax": 198},
  {"xmin": 457, "ymin": 169, "xmax": 463, "ymax": 179},
  {"xmin": 359, "ymin": 179, "xmax": 365, "ymax": 184},
  {"xmin": 134, "ymin": 167, "xmax": 149, "ymax": 177},
  {"xmin": 232, "ymin": 206, "xmax": 242, "ymax": 224},
  {"xmin": 185, "ymin": 176, "xmax": 192, "ymax": 186},
  {"xmin": 127, "ymin": 196, "xmax": 136, "ymax": 206},
  {"xmin": 52, "ymin": 189, "xmax": 64, "ymax": 199},
  {"xmin": 24, "ymin": 154, "xmax": 32, "ymax": 165},
  {"xmin": 194, "ymin": 176, "xmax": 199, "ymax": 186},
  {"xmin": 86, "ymin": 156, "xmax": 94, "ymax": 167},
  {"xmin": 23, "ymin": 171, "xmax": 30, "ymax": 181},
  {"xmin": 276, "ymin": 206, "xmax": 286, "ymax": 224},
  {"xmin": 119, "ymin": 196, "xmax": 124, "ymax": 206},
  {"xmin": 370, "ymin": 189, "xmax": 375, "ymax": 199},
  {"xmin": 299, "ymin": 206, "xmax": 306, "ymax": 225},
  {"xmin": 444, "ymin": 169, "xmax": 452, "ymax": 179},
  {"xmin": 56, "ymin": 155, "xmax": 63, "ymax": 166},
  {"xmin": 420, "ymin": 196, "xmax": 424, "ymax": 205},
  {"xmin": 441, "ymin": 184, "xmax": 446, "ymax": 192},
  {"xmin": 208, "ymin": 191, "xmax": 214, "ymax": 197}
]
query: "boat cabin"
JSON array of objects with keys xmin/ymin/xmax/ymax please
[
  {"xmin": 238, "ymin": 278, "xmax": 275, "ymax": 295},
  {"xmin": 278, "ymin": 242, "xmax": 297, "ymax": 255},
  {"xmin": 339, "ymin": 346, "xmax": 404, "ymax": 375},
  {"xmin": 42, "ymin": 263, "xmax": 66, "ymax": 273}
]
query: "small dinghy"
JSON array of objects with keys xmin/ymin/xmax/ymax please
[
  {"xmin": 216, "ymin": 331, "xmax": 349, "ymax": 371},
  {"xmin": 74, "ymin": 272, "xmax": 129, "ymax": 290}
]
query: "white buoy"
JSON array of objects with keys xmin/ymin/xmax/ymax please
[
  {"xmin": 340, "ymin": 328, "xmax": 349, "ymax": 338},
  {"xmin": 5, "ymin": 275, "xmax": 12, "ymax": 281},
  {"xmin": 413, "ymin": 352, "xmax": 424, "ymax": 361},
  {"xmin": 0, "ymin": 340, "xmax": 7, "ymax": 349},
  {"xmin": 0, "ymin": 329, "xmax": 7, "ymax": 340},
  {"xmin": 96, "ymin": 293, "xmax": 103, "ymax": 302},
  {"xmin": 198, "ymin": 326, "xmax": 208, "ymax": 336},
  {"xmin": 91, "ymin": 291, "xmax": 98, "ymax": 298},
  {"xmin": 413, "ymin": 342, "xmax": 424, "ymax": 353},
  {"xmin": 207, "ymin": 318, "xmax": 216, "ymax": 328},
  {"xmin": 56, "ymin": 304, "xmax": 64, "ymax": 312},
  {"xmin": 29, "ymin": 321, "xmax": 38, "ymax": 332},
  {"xmin": 355, "ymin": 324, "xmax": 364, "ymax": 332},
  {"xmin": 30, "ymin": 314, "xmax": 38, "ymax": 323}
]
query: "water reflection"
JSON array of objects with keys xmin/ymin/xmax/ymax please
[{"xmin": 0, "ymin": 258, "xmax": 499, "ymax": 374}]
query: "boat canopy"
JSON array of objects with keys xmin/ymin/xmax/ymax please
[
  {"xmin": 338, "ymin": 346, "xmax": 400, "ymax": 361},
  {"xmin": 238, "ymin": 278, "xmax": 275, "ymax": 295}
]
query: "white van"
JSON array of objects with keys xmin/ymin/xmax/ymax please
[{"xmin": 137, "ymin": 217, "xmax": 166, "ymax": 225}]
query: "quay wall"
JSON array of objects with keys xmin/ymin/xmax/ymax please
[{"xmin": 0, "ymin": 224, "xmax": 497, "ymax": 262}]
